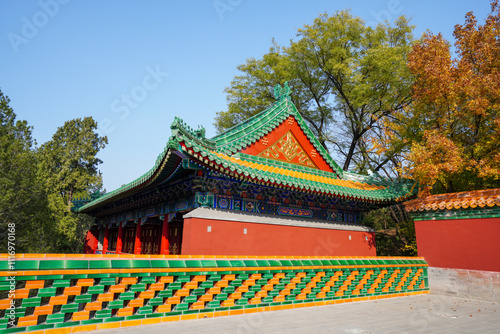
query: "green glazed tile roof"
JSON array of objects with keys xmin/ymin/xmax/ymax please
[{"xmin": 77, "ymin": 83, "xmax": 416, "ymax": 214}]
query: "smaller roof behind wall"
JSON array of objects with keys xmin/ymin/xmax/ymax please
[{"xmin": 404, "ymin": 188, "xmax": 500, "ymax": 212}]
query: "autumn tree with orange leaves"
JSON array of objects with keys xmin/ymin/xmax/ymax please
[{"xmin": 376, "ymin": 1, "xmax": 500, "ymax": 195}]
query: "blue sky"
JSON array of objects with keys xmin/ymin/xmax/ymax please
[{"xmin": 0, "ymin": 0, "xmax": 492, "ymax": 192}]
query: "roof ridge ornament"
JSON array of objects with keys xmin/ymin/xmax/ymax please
[{"xmin": 274, "ymin": 81, "xmax": 291, "ymax": 101}]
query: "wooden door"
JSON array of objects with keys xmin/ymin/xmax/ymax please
[
  {"xmin": 141, "ymin": 225, "xmax": 161, "ymax": 254},
  {"xmin": 169, "ymin": 220, "xmax": 183, "ymax": 255},
  {"xmin": 107, "ymin": 228, "xmax": 118, "ymax": 253},
  {"xmin": 122, "ymin": 227, "xmax": 136, "ymax": 254}
]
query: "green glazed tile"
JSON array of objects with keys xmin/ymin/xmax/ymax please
[
  {"xmin": 26, "ymin": 324, "xmax": 55, "ymax": 331},
  {"xmin": 150, "ymin": 260, "xmax": 170, "ymax": 268},
  {"xmin": 131, "ymin": 260, "xmax": 151, "ymax": 268},
  {"xmin": 75, "ymin": 294, "xmax": 92, "ymax": 303},
  {"xmin": 61, "ymin": 304, "xmax": 79, "ymax": 313},
  {"xmin": 14, "ymin": 261, "xmax": 39, "ymax": 270},
  {"xmin": 39, "ymin": 260, "xmax": 65, "ymax": 270},
  {"xmin": 185, "ymin": 260, "xmax": 202, "ymax": 268},
  {"xmin": 168, "ymin": 260, "xmax": 186, "ymax": 268},
  {"xmin": 215, "ymin": 260, "xmax": 232, "ymax": 267},
  {"xmin": 21, "ymin": 297, "xmax": 41, "ymax": 308},
  {"xmin": 54, "ymin": 321, "xmax": 80, "ymax": 328},
  {"xmin": 88, "ymin": 260, "xmax": 112, "ymax": 269},
  {"xmin": 37, "ymin": 287, "xmax": 57, "ymax": 297},
  {"xmin": 230, "ymin": 260, "xmax": 245, "ymax": 267},
  {"xmin": 200, "ymin": 259, "xmax": 217, "ymax": 267},
  {"xmin": 111, "ymin": 260, "xmax": 131, "ymax": 268}
]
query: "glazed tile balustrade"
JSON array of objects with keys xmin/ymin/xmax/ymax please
[{"xmin": 0, "ymin": 255, "xmax": 429, "ymax": 333}]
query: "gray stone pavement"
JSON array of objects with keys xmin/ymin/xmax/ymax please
[{"xmin": 90, "ymin": 294, "xmax": 499, "ymax": 334}]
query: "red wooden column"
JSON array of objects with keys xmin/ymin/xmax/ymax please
[
  {"xmin": 92, "ymin": 228, "xmax": 99, "ymax": 253},
  {"xmin": 160, "ymin": 215, "xmax": 170, "ymax": 255},
  {"xmin": 134, "ymin": 219, "xmax": 142, "ymax": 254},
  {"xmin": 102, "ymin": 225, "xmax": 110, "ymax": 254},
  {"xmin": 116, "ymin": 222, "xmax": 124, "ymax": 254}
]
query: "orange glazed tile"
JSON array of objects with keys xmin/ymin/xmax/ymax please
[
  {"xmin": 156, "ymin": 304, "xmax": 171, "ymax": 313},
  {"xmin": 45, "ymin": 329, "xmax": 72, "ymax": 334},
  {"xmin": 97, "ymin": 322, "xmax": 120, "ymax": 330},
  {"xmin": 84, "ymin": 301, "xmax": 102, "ymax": 311},
  {"xmin": 139, "ymin": 291, "xmax": 155, "ymax": 299},
  {"xmin": 109, "ymin": 284, "xmax": 126, "ymax": 293},
  {"xmin": 190, "ymin": 301, "xmax": 205, "ymax": 310},
  {"xmin": 26, "ymin": 280, "xmax": 45, "ymax": 289},
  {"xmin": 71, "ymin": 310, "xmax": 90, "ymax": 321},
  {"xmin": 63, "ymin": 286, "xmax": 82, "ymax": 296},
  {"xmin": 199, "ymin": 294, "xmax": 213, "ymax": 302},
  {"xmin": 71, "ymin": 324, "xmax": 98, "ymax": 333},
  {"xmin": 97, "ymin": 293, "xmax": 114, "ymax": 302},
  {"xmin": 128, "ymin": 299, "xmax": 144, "ymax": 308},
  {"xmin": 214, "ymin": 280, "xmax": 228, "ymax": 288},
  {"xmin": 49, "ymin": 295, "xmax": 68, "ymax": 305},
  {"xmin": 229, "ymin": 292, "xmax": 241, "ymax": 299},
  {"xmin": 279, "ymin": 289, "xmax": 290, "ymax": 296},
  {"xmin": 159, "ymin": 276, "xmax": 174, "ymax": 283},
  {"xmin": 17, "ymin": 315, "xmax": 38, "ymax": 327},
  {"xmin": 117, "ymin": 307, "xmax": 134, "ymax": 317},
  {"xmin": 183, "ymin": 282, "xmax": 198, "ymax": 289},
  {"xmin": 180, "ymin": 314, "xmax": 198, "ymax": 321},
  {"xmin": 77, "ymin": 279, "xmax": 94, "ymax": 287},
  {"xmin": 273, "ymin": 295, "xmax": 285, "ymax": 302},
  {"xmin": 222, "ymin": 274, "xmax": 235, "ymax": 280},
  {"xmin": 0, "ymin": 299, "xmax": 14, "ymax": 310},
  {"xmin": 14, "ymin": 289, "xmax": 30, "ymax": 299},
  {"xmin": 167, "ymin": 296, "xmax": 180, "ymax": 304},
  {"xmin": 49, "ymin": 270, "xmax": 71, "ymax": 275},
  {"xmin": 149, "ymin": 283, "xmax": 164, "ymax": 291},
  {"xmin": 121, "ymin": 277, "xmax": 138, "ymax": 285},
  {"xmin": 192, "ymin": 275, "xmax": 206, "ymax": 282},
  {"xmin": 208, "ymin": 287, "xmax": 220, "ymax": 294},
  {"xmin": 162, "ymin": 315, "xmax": 180, "ymax": 322},
  {"xmin": 221, "ymin": 300, "xmax": 234, "ymax": 307},
  {"xmin": 255, "ymin": 291, "xmax": 267, "ymax": 298},
  {"xmin": 249, "ymin": 297, "xmax": 261, "ymax": 304},
  {"xmin": 34, "ymin": 305, "xmax": 53, "ymax": 316},
  {"xmin": 174, "ymin": 288, "xmax": 190, "ymax": 297},
  {"xmin": 121, "ymin": 319, "xmax": 142, "ymax": 328},
  {"xmin": 142, "ymin": 318, "xmax": 162, "ymax": 326}
]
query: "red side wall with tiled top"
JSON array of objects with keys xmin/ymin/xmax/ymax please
[
  {"xmin": 181, "ymin": 217, "xmax": 376, "ymax": 256},
  {"xmin": 415, "ymin": 218, "xmax": 500, "ymax": 272}
]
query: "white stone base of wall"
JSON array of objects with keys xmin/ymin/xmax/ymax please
[{"xmin": 429, "ymin": 267, "xmax": 500, "ymax": 302}]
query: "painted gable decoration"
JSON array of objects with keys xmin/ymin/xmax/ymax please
[{"xmin": 258, "ymin": 131, "xmax": 318, "ymax": 169}]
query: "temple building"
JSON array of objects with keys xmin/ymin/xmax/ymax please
[{"xmin": 77, "ymin": 83, "xmax": 415, "ymax": 256}]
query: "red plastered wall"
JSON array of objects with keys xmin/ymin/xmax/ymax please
[
  {"xmin": 415, "ymin": 218, "xmax": 500, "ymax": 272},
  {"xmin": 181, "ymin": 217, "xmax": 375, "ymax": 256}
]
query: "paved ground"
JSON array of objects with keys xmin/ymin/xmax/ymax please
[{"xmin": 90, "ymin": 294, "xmax": 499, "ymax": 334}]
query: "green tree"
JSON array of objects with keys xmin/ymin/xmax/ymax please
[
  {"xmin": 38, "ymin": 117, "xmax": 107, "ymax": 252},
  {"xmin": 215, "ymin": 10, "xmax": 415, "ymax": 177},
  {"xmin": 0, "ymin": 90, "xmax": 53, "ymax": 253},
  {"xmin": 362, "ymin": 204, "xmax": 417, "ymax": 256},
  {"xmin": 377, "ymin": 2, "xmax": 500, "ymax": 195}
]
